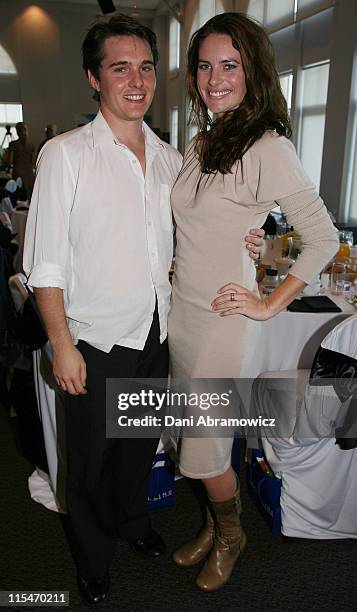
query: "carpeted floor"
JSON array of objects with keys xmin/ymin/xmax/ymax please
[{"xmin": 1, "ymin": 404, "xmax": 356, "ymax": 612}]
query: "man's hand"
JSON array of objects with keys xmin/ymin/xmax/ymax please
[
  {"xmin": 53, "ymin": 342, "xmax": 87, "ymax": 395},
  {"xmin": 245, "ymin": 228, "xmax": 265, "ymax": 260},
  {"xmin": 34, "ymin": 287, "xmax": 87, "ymax": 396}
]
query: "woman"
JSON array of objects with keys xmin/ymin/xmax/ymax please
[{"xmin": 168, "ymin": 13, "xmax": 338, "ymax": 591}]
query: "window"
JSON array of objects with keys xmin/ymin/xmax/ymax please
[
  {"xmin": 197, "ymin": 0, "xmax": 215, "ymax": 28},
  {"xmin": 298, "ymin": 62, "xmax": 329, "ymax": 189},
  {"xmin": 0, "ymin": 45, "xmax": 17, "ymax": 75},
  {"xmin": 247, "ymin": 0, "xmax": 295, "ymax": 29},
  {"xmin": 0, "ymin": 48, "xmax": 20, "ymax": 156},
  {"xmin": 169, "ymin": 18, "xmax": 180, "ymax": 72},
  {"xmin": 185, "ymin": 0, "xmax": 224, "ymax": 148},
  {"xmin": 0, "ymin": 103, "xmax": 22, "ymax": 124},
  {"xmin": 214, "ymin": 0, "xmax": 225, "ymax": 16},
  {"xmin": 247, "ymin": 0, "xmax": 265, "ymax": 24},
  {"xmin": 0, "ymin": 103, "xmax": 23, "ymax": 152},
  {"xmin": 170, "ymin": 106, "xmax": 179, "ymax": 149},
  {"xmin": 279, "ymin": 73, "xmax": 293, "ymax": 113},
  {"xmin": 347, "ymin": 123, "xmax": 357, "ymax": 224},
  {"xmin": 345, "ymin": 55, "xmax": 357, "ymax": 224},
  {"xmin": 187, "ymin": 124, "xmax": 199, "ymax": 141},
  {"xmin": 265, "ymin": 0, "xmax": 295, "ymax": 29},
  {"xmin": 247, "ymin": 0, "xmax": 333, "ymax": 31},
  {"xmin": 297, "ymin": 0, "xmax": 334, "ymax": 20},
  {"xmin": 189, "ymin": 0, "xmax": 224, "ymax": 39}
]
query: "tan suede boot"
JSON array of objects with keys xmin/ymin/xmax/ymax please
[
  {"xmin": 196, "ymin": 485, "xmax": 247, "ymax": 591},
  {"xmin": 173, "ymin": 508, "xmax": 214, "ymax": 567}
]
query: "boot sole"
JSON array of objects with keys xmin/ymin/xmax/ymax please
[{"xmin": 196, "ymin": 532, "xmax": 247, "ymax": 592}]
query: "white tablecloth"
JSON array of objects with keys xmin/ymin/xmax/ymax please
[
  {"xmin": 242, "ymin": 292, "xmax": 354, "ymax": 444},
  {"xmin": 251, "ymin": 293, "xmax": 355, "ymax": 375}
]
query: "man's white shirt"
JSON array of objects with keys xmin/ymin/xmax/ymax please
[{"xmin": 24, "ymin": 111, "xmax": 182, "ymax": 352}]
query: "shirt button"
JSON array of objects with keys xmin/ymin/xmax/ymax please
[
  {"xmin": 148, "ymin": 221, "xmax": 152, "ymax": 226},
  {"xmin": 132, "ymin": 159, "xmax": 136, "ymax": 164}
]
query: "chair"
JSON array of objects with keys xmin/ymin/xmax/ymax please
[
  {"xmin": 0, "ymin": 196, "xmax": 13, "ymax": 218},
  {"xmin": 8, "ymin": 273, "xmax": 28, "ymax": 314},
  {"xmin": 0, "ymin": 179, "xmax": 20, "ymax": 219},
  {"xmin": 32, "ymin": 343, "xmax": 66, "ymax": 512},
  {"xmin": 8, "ymin": 273, "xmax": 66, "ymax": 512},
  {"xmin": 5, "ymin": 274, "xmax": 49, "ymax": 474},
  {"xmin": 252, "ymin": 315, "xmax": 357, "ymax": 539}
]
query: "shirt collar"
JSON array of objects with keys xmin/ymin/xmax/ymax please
[{"xmin": 89, "ymin": 109, "xmax": 165, "ymax": 150}]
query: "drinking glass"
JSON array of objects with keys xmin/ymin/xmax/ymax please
[
  {"xmin": 331, "ymin": 262, "xmax": 346, "ymax": 294},
  {"xmin": 274, "ymin": 256, "xmax": 294, "ymax": 281}
]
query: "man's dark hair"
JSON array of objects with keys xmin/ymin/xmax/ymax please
[{"xmin": 82, "ymin": 13, "xmax": 159, "ymax": 85}]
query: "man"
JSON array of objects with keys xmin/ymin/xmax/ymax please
[
  {"xmin": 37, "ymin": 123, "xmax": 58, "ymax": 156},
  {"xmin": 24, "ymin": 14, "xmax": 263, "ymax": 605}
]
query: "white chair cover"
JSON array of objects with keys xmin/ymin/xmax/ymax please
[
  {"xmin": 321, "ymin": 313, "xmax": 357, "ymax": 356},
  {"xmin": 0, "ymin": 211, "xmax": 12, "ymax": 230},
  {"xmin": 32, "ymin": 344, "xmax": 66, "ymax": 512},
  {"xmin": 8, "ymin": 274, "xmax": 65, "ymax": 512},
  {"xmin": 8, "ymin": 273, "xmax": 28, "ymax": 313},
  {"xmin": 254, "ymin": 315, "xmax": 357, "ymax": 539}
]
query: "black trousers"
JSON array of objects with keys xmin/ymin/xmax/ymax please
[{"xmin": 64, "ymin": 308, "xmax": 168, "ymax": 577}]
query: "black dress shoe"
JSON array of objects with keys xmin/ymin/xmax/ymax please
[
  {"xmin": 129, "ymin": 528, "xmax": 166, "ymax": 558},
  {"xmin": 77, "ymin": 574, "xmax": 110, "ymax": 605}
]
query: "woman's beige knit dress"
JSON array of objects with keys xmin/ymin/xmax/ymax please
[{"xmin": 168, "ymin": 132, "xmax": 339, "ymax": 479}]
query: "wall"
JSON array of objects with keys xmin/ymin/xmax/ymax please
[
  {"xmin": 151, "ymin": 13, "xmax": 169, "ymax": 134},
  {"xmin": 0, "ymin": 1, "xmax": 100, "ymax": 146},
  {"xmin": 0, "ymin": 1, "xmax": 165, "ymax": 148}
]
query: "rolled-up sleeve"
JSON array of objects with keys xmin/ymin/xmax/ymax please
[
  {"xmin": 23, "ymin": 139, "xmax": 76, "ymax": 290},
  {"xmin": 253, "ymin": 134, "xmax": 339, "ymax": 284}
]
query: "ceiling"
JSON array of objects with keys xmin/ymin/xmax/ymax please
[{"xmin": 43, "ymin": 0, "xmax": 163, "ymax": 9}]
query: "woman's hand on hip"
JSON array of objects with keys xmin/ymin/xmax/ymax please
[{"xmin": 211, "ymin": 282, "xmax": 272, "ymax": 321}]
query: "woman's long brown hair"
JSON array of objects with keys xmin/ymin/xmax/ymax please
[{"xmin": 187, "ymin": 12, "xmax": 292, "ymax": 175}]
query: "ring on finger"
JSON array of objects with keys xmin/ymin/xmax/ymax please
[{"xmin": 230, "ymin": 292, "xmax": 235, "ymax": 302}]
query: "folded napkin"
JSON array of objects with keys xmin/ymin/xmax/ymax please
[{"xmin": 287, "ymin": 296, "xmax": 342, "ymax": 313}]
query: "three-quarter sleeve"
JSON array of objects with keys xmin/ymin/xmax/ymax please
[
  {"xmin": 251, "ymin": 133, "xmax": 339, "ymax": 284},
  {"xmin": 276, "ymin": 190, "xmax": 339, "ymax": 284},
  {"xmin": 23, "ymin": 139, "xmax": 76, "ymax": 291}
]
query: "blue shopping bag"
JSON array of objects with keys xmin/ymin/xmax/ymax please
[
  {"xmin": 147, "ymin": 452, "xmax": 175, "ymax": 510},
  {"xmin": 247, "ymin": 449, "xmax": 281, "ymax": 533}
]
